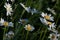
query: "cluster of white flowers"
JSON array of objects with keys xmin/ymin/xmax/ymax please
[
  {"xmin": 40, "ymin": 12, "xmax": 56, "ymax": 30},
  {"xmin": 39, "ymin": 11, "xmax": 60, "ymax": 40},
  {"xmin": 18, "ymin": 18, "xmax": 35, "ymax": 31},
  {"xmin": 0, "ymin": 0, "xmax": 59, "ymax": 40}
]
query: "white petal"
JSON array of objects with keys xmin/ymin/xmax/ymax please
[
  {"xmin": 8, "ymin": 22, "xmax": 13, "ymax": 27},
  {"xmin": 51, "ymin": 23, "xmax": 56, "ymax": 28},
  {"xmin": 40, "ymin": 17, "xmax": 47, "ymax": 25},
  {"xmin": 0, "ymin": 18, "xmax": 4, "ymax": 23},
  {"xmin": 41, "ymin": 12, "xmax": 45, "ymax": 17},
  {"xmin": 49, "ymin": 14, "xmax": 51, "ymax": 16},
  {"xmin": 20, "ymin": 3, "xmax": 26, "ymax": 9},
  {"xmin": 7, "ymin": 0, "xmax": 9, "ymax": 1},
  {"xmin": 50, "ymin": 17, "xmax": 54, "ymax": 21},
  {"xmin": 47, "ymin": 7, "xmax": 51, "ymax": 11}
]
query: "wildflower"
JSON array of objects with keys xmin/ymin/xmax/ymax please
[
  {"xmin": 20, "ymin": 3, "xmax": 31, "ymax": 13},
  {"xmin": 49, "ymin": 33, "xmax": 58, "ymax": 40},
  {"xmin": 4, "ymin": 3, "xmax": 13, "ymax": 16},
  {"xmin": 6, "ymin": 31, "xmax": 14, "ymax": 39},
  {"xmin": 40, "ymin": 17, "xmax": 56, "ymax": 30},
  {"xmin": 47, "ymin": 7, "xmax": 56, "ymax": 15},
  {"xmin": 19, "ymin": 19, "xmax": 28, "ymax": 25},
  {"xmin": 41, "ymin": 12, "xmax": 54, "ymax": 21},
  {"xmin": 8, "ymin": 22, "xmax": 13, "ymax": 27},
  {"xmin": 49, "ymin": 33, "xmax": 60, "ymax": 40},
  {"xmin": 24, "ymin": 24, "xmax": 35, "ymax": 31}
]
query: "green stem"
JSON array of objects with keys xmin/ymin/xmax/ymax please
[
  {"xmin": 3, "ymin": 27, "xmax": 7, "ymax": 40},
  {"xmin": 25, "ymin": 31, "xmax": 29, "ymax": 40},
  {"xmin": 42, "ymin": 29, "xmax": 47, "ymax": 40},
  {"xmin": 38, "ymin": 28, "xmax": 43, "ymax": 40}
]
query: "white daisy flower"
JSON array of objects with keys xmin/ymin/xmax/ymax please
[
  {"xmin": 20, "ymin": 3, "xmax": 31, "ymax": 13},
  {"xmin": 8, "ymin": 31, "xmax": 14, "ymax": 36},
  {"xmin": 40, "ymin": 17, "xmax": 56, "ymax": 30},
  {"xmin": 24, "ymin": 24, "xmax": 35, "ymax": 31},
  {"xmin": 41, "ymin": 12, "xmax": 54, "ymax": 21},
  {"xmin": 47, "ymin": 7, "xmax": 56, "ymax": 15},
  {"xmin": 6, "ymin": 31, "xmax": 14, "ymax": 38},
  {"xmin": 4, "ymin": 3, "xmax": 13, "ymax": 16},
  {"xmin": 49, "ymin": 33, "xmax": 60, "ymax": 40},
  {"xmin": 0, "ymin": 18, "xmax": 9, "ymax": 26},
  {"xmin": 49, "ymin": 33, "xmax": 58, "ymax": 40}
]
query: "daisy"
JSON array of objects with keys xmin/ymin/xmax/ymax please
[
  {"xmin": 41, "ymin": 12, "xmax": 54, "ymax": 21},
  {"xmin": 0, "ymin": 18, "xmax": 9, "ymax": 26},
  {"xmin": 20, "ymin": 3, "xmax": 31, "ymax": 13},
  {"xmin": 24, "ymin": 24, "xmax": 35, "ymax": 31},
  {"xmin": 49, "ymin": 33, "xmax": 60, "ymax": 40},
  {"xmin": 6, "ymin": 31, "xmax": 14, "ymax": 39},
  {"xmin": 49, "ymin": 33, "xmax": 58, "ymax": 40},
  {"xmin": 40, "ymin": 17, "xmax": 56, "ymax": 30},
  {"xmin": 4, "ymin": 3, "xmax": 13, "ymax": 16}
]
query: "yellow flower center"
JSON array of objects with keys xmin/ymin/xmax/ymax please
[
  {"xmin": 52, "ymin": 35, "xmax": 55, "ymax": 39},
  {"xmin": 27, "ymin": 25, "xmax": 32, "ymax": 31},
  {"xmin": 44, "ymin": 15, "xmax": 50, "ymax": 20},
  {"xmin": 3, "ymin": 22, "xmax": 8, "ymax": 26},
  {"xmin": 7, "ymin": 7, "xmax": 10, "ymax": 11},
  {"xmin": 47, "ymin": 21, "xmax": 52, "ymax": 25},
  {"xmin": 52, "ymin": 35, "xmax": 56, "ymax": 39}
]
